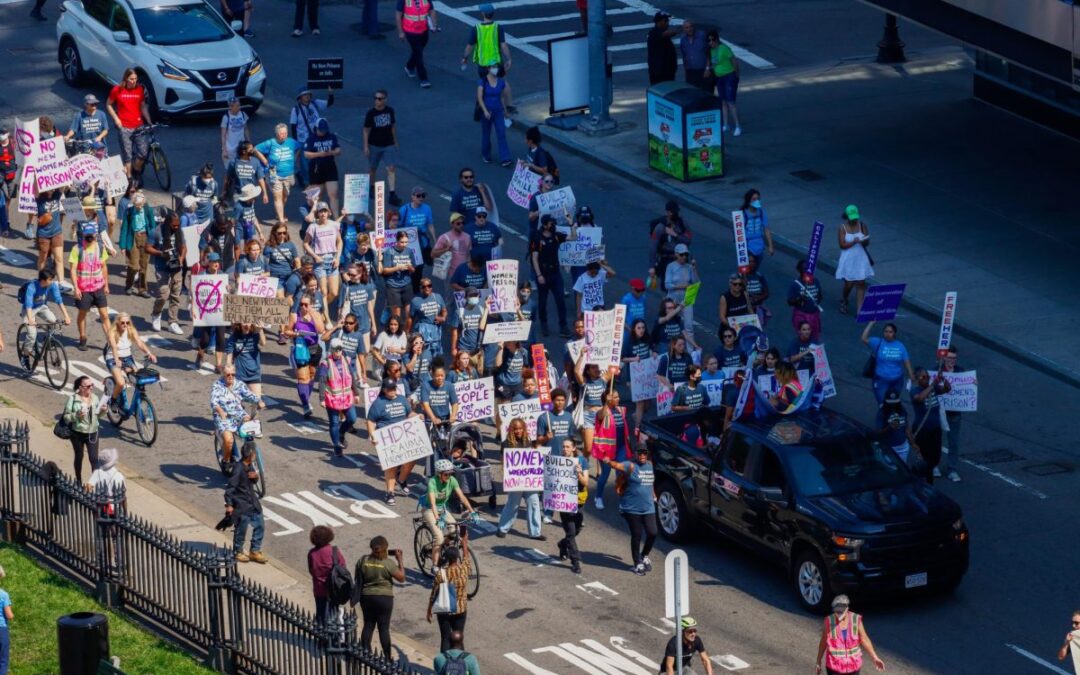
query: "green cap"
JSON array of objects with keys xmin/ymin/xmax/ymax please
[{"xmin": 844, "ymin": 204, "xmax": 860, "ymax": 221}]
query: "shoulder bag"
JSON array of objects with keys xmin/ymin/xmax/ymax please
[
  {"xmin": 862, "ymin": 340, "xmax": 882, "ymax": 379},
  {"xmin": 432, "ymin": 569, "xmax": 457, "ymax": 614}
]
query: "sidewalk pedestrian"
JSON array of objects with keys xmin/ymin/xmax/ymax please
[
  {"xmin": 290, "ymin": 88, "xmax": 334, "ymax": 187},
  {"xmin": 860, "ymin": 320, "xmax": 915, "ymax": 403},
  {"xmin": 604, "ymin": 446, "xmax": 657, "ymax": 576},
  {"xmin": 0, "ymin": 565, "xmax": 11, "ymax": 675},
  {"xmin": 427, "ymin": 537, "xmax": 471, "ymax": 652},
  {"xmin": 307, "ymin": 525, "xmax": 347, "ymax": 624},
  {"xmin": 1056, "ymin": 609, "xmax": 1080, "ymax": 672},
  {"xmin": 836, "ymin": 205, "xmax": 873, "ymax": 314},
  {"xmin": 680, "ymin": 21, "xmax": 709, "ymax": 90},
  {"xmin": 87, "ymin": 447, "xmax": 127, "ymax": 512},
  {"xmin": 937, "ymin": 346, "xmax": 964, "ymax": 482},
  {"xmin": 660, "ymin": 616, "xmax": 714, "ymax": 675},
  {"xmin": 63, "ymin": 376, "xmax": 101, "ymax": 484},
  {"xmin": 364, "ymin": 91, "xmax": 402, "ymax": 206},
  {"xmin": 397, "ymin": 0, "xmax": 438, "ymax": 88},
  {"xmin": 225, "ymin": 445, "xmax": 268, "ymax": 564},
  {"xmin": 707, "ymin": 30, "xmax": 741, "ymax": 135},
  {"xmin": 292, "ymin": 0, "xmax": 321, "ymax": 36},
  {"xmin": 788, "ymin": 260, "xmax": 823, "ymax": 342},
  {"xmin": 352, "ymin": 535, "xmax": 405, "ymax": 659},
  {"xmin": 477, "ymin": 68, "xmax": 512, "ymax": 167},
  {"xmin": 647, "ymin": 12, "xmax": 678, "ymax": 85},
  {"xmin": 814, "ymin": 595, "xmax": 886, "ymax": 674},
  {"xmin": 434, "ymin": 630, "xmax": 480, "ymax": 674}
]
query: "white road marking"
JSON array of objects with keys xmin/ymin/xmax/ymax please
[
  {"xmin": 659, "ymin": 617, "xmax": 676, "ymax": 629},
  {"xmin": 1005, "ymin": 644, "xmax": 1072, "ymax": 675},
  {"xmin": 507, "ymin": 636, "xmax": 659, "ymax": 674},
  {"xmin": 322, "ymin": 484, "xmax": 400, "ymax": 519},
  {"xmin": 712, "ymin": 654, "xmax": 752, "ymax": 671},
  {"xmin": 262, "ymin": 506, "xmax": 304, "ymax": 537},
  {"xmin": 435, "ymin": 1, "xmax": 551, "ymax": 63},
  {"xmin": 297, "ymin": 490, "xmax": 361, "ymax": 524},
  {"xmin": 961, "ymin": 459, "xmax": 1048, "ymax": 500},
  {"xmin": 457, "ymin": 0, "xmax": 572, "ymax": 11},
  {"xmin": 286, "ymin": 421, "xmax": 323, "ymax": 436},
  {"xmin": 638, "ymin": 618, "xmax": 669, "ymax": 634},
  {"xmin": 498, "ymin": 7, "xmax": 638, "ymax": 25},
  {"xmin": 575, "ymin": 580, "xmax": 618, "ymax": 599},
  {"xmin": 519, "ymin": 22, "xmax": 660, "ymax": 43}
]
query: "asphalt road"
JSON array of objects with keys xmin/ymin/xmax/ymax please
[{"xmin": 0, "ymin": 2, "xmax": 1076, "ymax": 674}]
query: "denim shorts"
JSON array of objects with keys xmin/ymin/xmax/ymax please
[
  {"xmin": 105, "ymin": 354, "xmax": 137, "ymax": 372},
  {"xmin": 314, "ymin": 254, "xmax": 336, "ymax": 279},
  {"xmin": 716, "ymin": 73, "xmax": 739, "ymax": 103}
]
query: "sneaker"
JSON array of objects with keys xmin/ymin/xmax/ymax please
[
  {"xmin": 419, "ymin": 80, "xmax": 432, "ymax": 89},
  {"xmin": 59, "ymin": 281, "xmax": 73, "ymax": 294},
  {"xmin": 481, "ymin": 157, "xmax": 492, "ymax": 164},
  {"xmin": 722, "ymin": 124, "xmax": 729, "ymax": 132},
  {"xmin": 277, "ymin": 333, "xmax": 288, "ymax": 345},
  {"xmin": 500, "ymin": 160, "xmax": 512, "ymax": 168},
  {"xmin": 312, "ymin": 28, "xmax": 321, "ymax": 35},
  {"xmin": 572, "ymin": 565, "xmax": 582, "ymax": 574},
  {"xmin": 543, "ymin": 515, "xmax": 553, "ymax": 525},
  {"xmin": 243, "ymin": 30, "xmax": 255, "ymax": 38},
  {"xmin": 633, "ymin": 562, "xmax": 646, "ymax": 576},
  {"xmin": 932, "ymin": 466, "xmax": 942, "ymax": 478},
  {"xmin": 292, "ymin": 28, "xmax": 303, "ymax": 37},
  {"xmin": 23, "ymin": 227, "xmax": 33, "ymax": 239},
  {"xmin": 126, "ymin": 287, "xmax": 136, "ymax": 296},
  {"xmin": 249, "ymin": 551, "xmax": 268, "ymax": 564},
  {"xmin": 947, "ymin": 470, "xmax": 961, "ymax": 483},
  {"xmin": 77, "ymin": 338, "xmax": 88, "ymax": 351},
  {"xmin": 405, "ymin": 66, "xmax": 417, "ymax": 78},
  {"xmin": 642, "ymin": 555, "xmax": 652, "ymax": 572},
  {"xmin": 235, "ymin": 551, "xmax": 250, "ymax": 563},
  {"xmin": 303, "ymin": 405, "xmax": 313, "ymax": 418},
  {"xmin": 151, "ymin": 314, "xmax": 162, "ymax": 332},
  {"xmin": 169, "ymin": 322, "xmax": 184, "ymax": 335},
  {"xmin": 594, "ymin": 497, "xmax": 604, "ymax": 511},
  {"xmin": 394, "ymin": 483, "xmax": 409, "ymax": 496},
  {"xmin": 531, "ymin": 534, "xmax": 547, "ymax": 542},
  {"xmin": 733, "ymin": 126, "xmax": 742, "ymax": 137},
  {"xmin": 384, "ymin": 492, "xmax": 396, "ymax": 506},
  {"xmin": 495, "ymin": 529, "xmax": 507, "ymax": 538}
]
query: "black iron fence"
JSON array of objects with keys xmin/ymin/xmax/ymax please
[{"xmin": 0, "ymin": 421, "xmax": 414, "ymax": 675}]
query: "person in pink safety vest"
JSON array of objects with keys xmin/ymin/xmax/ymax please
[
  {"xmin": 321, "ymin": 337, "xmax": 360, "ymax": 457},
  {"xmin": 815, "ymin": 595, "xmax": 885, "ymax": 674}
]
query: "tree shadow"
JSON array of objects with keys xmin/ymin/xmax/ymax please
[{"xmin": 159, "ymin": 462, "xmax": 228, "ymax": 492}]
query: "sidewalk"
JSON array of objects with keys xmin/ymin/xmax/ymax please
[
  {"xmin": 0, "ymin": 403, "xmax": 435, "ymax": 671},
  {"xmin": 513, "ymin": 46, "xmax": 1080, "ymax": 388}
]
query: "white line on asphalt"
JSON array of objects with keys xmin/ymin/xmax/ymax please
[
  {"xmin": 498, "ymin": 7, "xmax": 638, "ymax": 25},
  {"xmin": 961, "ymin": 459, "xmax": 1048, "ymax": 500},
  {"xmin": 457, "ymin": 0, "xmax": 573, "ymax": 11},
  {"xmin": 575, "ymin": 580, "xmax": 619, "ymax": 599},
  {"xmin": 1005, "ymin": 644, "xmax": 1072, "ymax": 675},
  {"xmin": 712, "ymin": 654, "xmax": 752, "ymax": 671},
  {"xmin": 435, "ymin": 1, "xmax": 551, "ymax": 63},
  {"xmin": 659, "ymin": 617, "xmax": 676, "ymax": 629},
  {"xmin": 639, "ymin": 619, "xmax": 669, "ymax": 634},
  {"xmin": 519, "ymin": 22, "xmax": 660, "ymax": 43},
  {"xmin": 439, "ymin": 193, "xmax": 451, "ymax": 202}
]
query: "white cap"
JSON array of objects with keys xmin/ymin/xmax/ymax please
[
  {"xmin": 182, "ymin": 195, "xmax": 197, "ymax": 210},
  {"xmin": 329, "ymin": 337, "xmax": 344, "ymax": 350}
]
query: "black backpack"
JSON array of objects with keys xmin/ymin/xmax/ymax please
[
  {"xmin": 327, "ymin": 546, "xmax": 353, "ymax": 605},
  {"xmin": 440, "ymin": 651, "xmax": 471, "ymax": 675},
  {"xmin": 17, "ymin": 281, "xmax": 31, "ymax": 306}
]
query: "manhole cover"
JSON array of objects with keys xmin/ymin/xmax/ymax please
[
  {"xmin": 791, "ymin": 169, "xmax": 825, "ymax": 181},
  {"xmin": 1021, "ymin": 462, "xmax": 1072, "ymax": 476},
  {"xmin": 965, "ymin": 449, "xmax": 1023, "ymax": 464}
]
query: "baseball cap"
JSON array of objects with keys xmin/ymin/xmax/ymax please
[
  {"xmin": 300, "ymin": 255, "xmax": 315, "ymax": 266},
  {"xmin": 316, "ymin": 118, "xmax": 329, "ymax": 132},
  {"xmin": 315, "ymin": 201, "xmax": 331, "ymax": 213},
  {"xmin": 629, "ymin": 278, "xmax": 645, "ymax": 292},
  {"xmin": 380, "ymin": 377, "xmax": 397, "ymax": 390},
  {"xmin": 844, "ymin": 204, "xmax": 860, "ymax": 221},
  {"xmin": 831, "ymin": 594, "xmax": 851, "ymax": 609},
  {"xmin": 665, "ymin": 199, "xmax": 680, "ymax": 213},
  {"xmin": 475, "ymin": 206, "xmax": 488, "ymax": 215},
  {"xmin": 479, "ymin": 2, "xmax": 495, "ymax": 14},
  {"xmin": 206, "ymin": 252, "xmax": 221, "ymax": 262},
  {"xmin": 449, "ymin": 212, "xmax": 465, "ymax": 223},
  {"xmin": 80, "ymin": 222, "xmax": 97, "ymax": 236},
  {"xmin": 674, "ymin": 243, "xmax": 689, "ymax": 255},
  {"xmin": 411, "ymin": 185, "xmax": 425, "ymax": 196},
  {"xmin": 84, "ymin": 94, "xmax": 100, "ymax": 105},
  {"xmin": 653, "ymin": 10, "xmax": 671, "ymax": 22}
]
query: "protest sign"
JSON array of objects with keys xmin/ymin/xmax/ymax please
[
  {"xmin": 374, "ymin": 181, "xmax": 386, "ymax": 247},
  {"xmin": 182, "ymin": 220, "xmax": 210, "ymax": 266},
  {"xmin": 702, "ymin": 379, "xmax": 725, "ymax": 407},
  {"xmin": 486, "ymin": 259, "xmax": 519, "ymax": 313},
  {"xmin": 936, "ymin": 292, "xmax": 957, "ymax": 358},
  {"xmin": 482, "ymin": 320, "xmax": 532, "ymax": 344},
  {"xmin": 856, "ymin": 284, "xmax": 906, "ymax": 322},
  {"xmin": 223, "ymin": 295, "xmax": 291, "ymax": 325},
  {"xmin": 656, "ymin": 387, "xmax": 674, "ymax": 416},
  {"xmin": 732, "ymin": 367, "xmax": 753, "ymax": 419},
  {"xmin": 542, "ymin": 454, "xmax": 579, "ymax": 513},
  {"xmin": 565, "ymin": 339, "xmax": 585, "ymax": 366},
  {"xmin": 809, "ymin": 344, "xmax": 837, "ymax": 398},
  {"xmin": 17, "ymin": 166, "xmax": 37, "ymax": 214},
  {"xmin": 804, "ymin": 221, "xmax": 825, "ymax": 281},
  {"xmin": 61, "ymin": 197, "xmax": 84, "ymax": 223},
  {"xmin": 455, "ymin": 377, "xmax": 494, "ymax": 422},
  {"xmin": 303, "ymin": 185, "xmax": 322, "ymax": 202},
  {"xmin": 68, "ymin": 154, "xmax": 104, "ymax": 187},
  {"xmin": 535, "ymin": 186, "xmax": 575, "ymax": 219},
  {"xmin": 342, "ymin": 173, "xmax": 370, "ymax": 215},
  {"xmin": 727, "ymin": 314, "xmax": 761, "ymax": 333},
  {"xmin": 531, "ymin": 344, "xmax": 553, "ymax": 409},
  {"xmin": 307, "ymin": 57, "xmax": 344, "ymax": 90},
  {"xmin": 14, "ymin": 117, "xmax": 38, "ymax": 166},
  {"xmin": 757, "ymin": 371, "xmax": 810, "ymax": 396},
  {"xmin": 584, "ymin": 308, "xmax": 616, "ymax": 366},
  {"xmin": 929, "ymin": 370, "xmax": 978, "ymax": 412},
  {"xmin": 32, "ymin": 137, "xmax": 73, "ymax": 191},
  {"xmin": 732, "ymin": 210, "xmax": 750, "ymax": 274},
  {"xmin": 362, "ymin": 384, "xmax": 407, "ymax": 414},
  {"xmin": 503, "ymin": 446, "xmax": 550, "ymax": 491},
  {"xmin": 507, "ymin": 160, "xmax": 538, "ymax": 208},
  {"xmin": 374, "ymin": 417, "xmax": 434, "ymax": 470},
  {"xmin": 192, "ymin": 274, "xmax": 229, "ymax": 327},
  {"xmin": 585, "ymin": 246, "xmax": 606, "ymax": 264},
  {"xmin": 498, "ymin": 398, "xmax": 544, "ymax": 440},
  {"xmin": 432, "ymin": 252, "xmax": 453, "ymax": 280},
  {"xmin": 577, "ymin": 272, "xmax": 606, "ymax": 312},
  {"xmin": 683, "ymin": 282, "xmax": 701, "ymax": 307},
  {"xmin": 558, "ymin": 226, "xmax": 602, "ymax": 266},
  {"xmin": 608, "ymin": 305, "xmax": 626, "ymax": 370},
  {"xmin": 236, "ymin": 274, "xmax": 277, "ymax": 298},
  {"xmin": 379, "ymin": 226, "xmax": 423, "ymax": 266},
  {"xmin": 452, "ymin": 288, "xmax": 491, "ymax": 312},
  {"xmin": 100, "ymin": 156, "xmax": 128, "ymax": 199},
  {"xmin": 630, "ymin": 357, "xmax": 660, "ymax": 402}
]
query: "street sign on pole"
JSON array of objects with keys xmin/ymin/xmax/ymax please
[{"xmin": 665, "ymin": 549, "xmax": 690, "ymax": 618}]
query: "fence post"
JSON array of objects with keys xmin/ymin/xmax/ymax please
[
  {"xmin": 93, "ymin": 484, "xmax": 123, "ymax": 608},
  {"xmin": 0, "ymin": 422, "xmax": 20, "ymax": 541},
  {"xmin": 325, "ymin": 608, "xmax": 354, "ymax": 674},
  {"xmin": 205, "ymin": 552, "xmax": 235, "ymax": 674}
]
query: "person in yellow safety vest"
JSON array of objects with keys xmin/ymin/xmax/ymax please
[
  {"xmin": 396, "ymin": 0, "xmax": 439, "ymax": 88},
  {"xmin": 320, "ymin": 337, "xmax": 361, "ymax": 457},
  {"xmin": 815, "ymin": 595, "xmax": 886, "ymax": 675},
  {"xmin": 461, "ymin": 5, "xmax": 513, "ymax": 78}
]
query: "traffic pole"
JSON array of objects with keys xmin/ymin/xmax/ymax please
[
  {"xmin": 580, "ymin": 0, "xmax": 616, "ymax": 134},
  {"xmin": 674, "ymin": 556, "xmax": 682, "ymax": 675}
]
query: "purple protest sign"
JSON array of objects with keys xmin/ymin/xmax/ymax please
[
  {"xmin": 804, "ymin": 221, "xmax": 825, "ymax": 281},
  {"xmin": 856, "ymin": 283, "xmax": 906, "ymax": 323}
]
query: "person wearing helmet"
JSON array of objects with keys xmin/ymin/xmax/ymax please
[
  {"xmin": 660, "ymin": 616, "xmax": 714, "ymax": 675},
  {"xmin": 420, "ymin": 458, "xmax": 474, "ymax": 571}
]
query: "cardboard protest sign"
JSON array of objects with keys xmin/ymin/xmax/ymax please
[
  {"xmin": 630, "ymin": 357, "xmax": 660, "ymax": 402},
  {"xmin": 585, "ymin": 246, "xmax": 606, "ymax": 264},
  {"xmin": 507, "ymin": 160, "xmax": 538, "ymax": 208},
  {"xmin": 14, "ymin": 117, "xmax": 38, "ymax": 167},
  {"xmin": 61, "ymin": 197, "xmax": 84, "ymax": 224},
  {"xmin": 732, "ymin": 210, "xmax": 750, "ymax": 274},
  {"xmin": 929, "ymin": 370, "xmax": 978, "ymax": 412},
  {"xmin": 809, "ymin": 344, "xmax": 837, "ymax": 399},
  {"xmin": 565, "ymin": 339, "xmax": 585, "ymax": 365},
  {"xmin": 584, "ymin": 309, "xmax": 616, "ymax": 366},
  {"xmin": 804, "ymin": 221, "xmax": 825, "ymax": 281},
  {"xmin": 32, "ymin": 137, "xmax": 73, "ymax": 191},
  {"xmin": 374, "ymin": 417, "xmax": 434, "ymax": 470},
  {"xmin": 236, "ymin": 274, "xmax": 277, "ymax": 298},
  {"xmin": 502, "ymin": 446, "xmax": 550, "ymax": 491},
  {"xmin": 558, "ymin": 226, "xmax": 601, "ymax": 267},
  {"xmin": 498, "ymin": 398, "xmax": 544, "ymax": 440},
  {"xmin": 224, "ymin": 295, "xmax": 291, "ymax": 325},
  {"xmin": 373, "ymin": 181, "xmax": 386, "ymax": 247},
  {"xmin": 17, "ymin": 166, "xmax": 37, "ymax": 214},
  {"xmin": 532, "ymin": 344, "xmax": 553, "ymax": 409},
  {"xmin": 432, "ymin": 252, "xmax": 453, "ymax": 280},
  {"xmin": 535, "ymin": 186, "xmax": 575, "ymax": 219},
  {"xmin": 379, "ymin": 226, "xmax": 423, "ymax": 266},
  {"xmin": 727, "ymin": 314, "xmax": 761, "ymax": 333},
  {"xmin": 542, "ymin": 454, "xmax": 579, "ymax": 513},
  {"xmin": 342, "ymin": 173, "xmax": 370, "ymax": 215},
  {"xmin": 482, "ymin": 320, "xmax": 532, "ymax": 344},
  {"xmin": 486, "ymin": 259, "xmax": 519, "ymax": 313},
  {"xmin": 683, "ymin": 281, "xmax": 701, "ymax": 307},
  {"xmin": 936, "ymin": 292, "xmax": 957, "ymax": 358},
  {"xmin": 656, "ymin": 387, "xmax": 674, "ymax": 416},
  {"xmin": 68, "ymin": 154, "xmax": 104, "ymax": 187},
  {"xmin": 192, "ymin": 274, "xmax": 229, "ymax": 327},
  {"xmin": 455, "ymin": 377, "xmax": 494, "ymax": 422},
  {"xmin": 362, "ymin": 384, "xmax": 407, "ymax": 414},
  {"xmin": 856, "ymin": 284, "xmax": 906, "ymax": 323},
  {"xmin": 182, "ymin": 220, "xmax": 210, "ymax": 267},
  {"xmin": 100, "ymin": 156, "xmax": 128, "ymax": 199}
]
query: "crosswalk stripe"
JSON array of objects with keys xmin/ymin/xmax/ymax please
[
  {"xmin": 497, "ymin": 7, "xmax": 637, "ymax": 25},
  {"xmin": 434, "ymin": 1, "xmax": 551, "ymax": 63},
  {"xmin": 518, "ymin": 22, "xmax": 661, "ymax": 43},
  {"xmin": 456, "ymin": 0, "xmax": 571, "ymax": 11}
]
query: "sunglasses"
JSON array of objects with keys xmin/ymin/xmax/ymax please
[
  {"xmin": 730, "ymin": 281, "xmax": 744, "ymax": 286},
  {"xmin": 542, "ymin": 179, "xmax": 554, "ymax": 185},
  {"xmin": 453, "ymin": 220, "xmax": 465, "ymax": 225},
  {"xmin": 461, "ymin": 175, "xmax": 474, "ymax": 180},
  {"xmin": 415, "ymin": 192, "xmax": 426, "ymax": 198},
  {"xmin": 1073, "ymin": 621, "xmax": 1080, "ymax": 626},
  {"xmin": 345, "ymin": 320, "xmax": 357, "ymax": 325},
  {"xmin": 421, "ymin": 284, "xmax": 432, "ymax": 289},
  {"xmin": 374, "ymin": 96, "xmax": 386, "ymax": 100},
  {"xmin": 300, "ymin": 302, "xmax": 311, "ymax": 307},
  {"xmin": 117, "ymin": 320, "xmax": 130, "ymax": 326},
  {"xmin": 723, "ymin": 334, "xmax": 735, "ymax": 339},
  {"xmin": 224, "ymin": 373, "xmax": 236, "ymax": 377},
  {"xmin": 476, "ymin": 213, "xmax": 487, "ymax": 218}
]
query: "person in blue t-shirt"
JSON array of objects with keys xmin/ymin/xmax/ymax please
[
  {"xmin": 861, "ymin": 320, "xmax": 915, "ymax": 403},
  {"xmin": 464, "ymin": 207, "xmax": 502, "ymax": 262},
  {"xmin": 619, "ymin": 278, "xmax": 648, "ymax": 335},
  {"xmin": 603, "ymin": 446, "xmax": 657, "ymax": 576},
  {"xmin": 449, "ymin": 168, "xmax": 490, "ymax": 226},
  {"xmin": 253, "ymin": 123, "xmax": 302, "ymax": 225},
  {"xmin": 366, "ymin": 378, "xmax": 419, "ymax": 505},
  {"xmin": 66, "ymin": 94, "xmax": 110, "ymax": 145},
  {"xmin": 19, "ymin": 268, "xmax": 72, "ymax": 359},
  {"xmin": 536, "ymin": 388, "xmax": 575, "ymax": 452},
  {"xmin": 380, "ymin": 229, "xmax": 416, "ymax": 324},
  {"xmin": 0, "ymin": 568, "xmax": 13, "ymax": 674},
  {"xmin": 494, "ymin": 340, "xmax": 529, "ymax": 401},
  {"xmin": 420, "ymin": 364, "xmax": 459, "ymax": 426},
  {"xmin": 409, "ymin": 279, "xmax": 447, "ymax": 357},
  {"xmin": 451, "ymin": 288, "xmax": 489, "ymax": 362},
  {"xmin": 671, "ymin": 365, "xmax": 710, "ymax": 412},
  {"xmin": 227, "ymin": 323, "xmax": 265, "ymax": 396},
  {"xmin": 398, "ymin": 186, "xmax": 438, "ymax": 291}
]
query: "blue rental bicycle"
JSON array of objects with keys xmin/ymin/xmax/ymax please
[{"xmin": 102, "ymin": 357, "xmax": 160, "ymax": 446}]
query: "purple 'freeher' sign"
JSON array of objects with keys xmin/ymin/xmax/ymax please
[
  {"xmin": 856, "ymin": 283, "xmax": 907, "ymax": 323},
  {"xmin": 804, "ymin": 221, "xmax": 825, "ymax": 280}
]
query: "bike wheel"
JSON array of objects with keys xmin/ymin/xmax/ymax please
[
  {"xmin": 466, "ymin": 545, "xmax": 480, "ymax": 599},
  {"xmin": 413, "ymin": 526, "xmax": 435, "ymax": 577},
  {"xmin": 43, "ymin": 338, "xmax": 69, "ymax": 390},
  {"xmin": 15, "ymin": 324, "xmax": 32, "ymax": 373},
  {"xmin": 252, "ymin": 445, "xmax": 267, "ymax": 497},
  {"xmin": 101, "ymin": 378, "xmax": 124, "ymax": 427},
  {"xmin": 150, "ymin": 145, "xmax": 171, "ymax": 192},
  {"xmin": 135, "ymin": 396, "xmax": 158, "ymax": 446}
]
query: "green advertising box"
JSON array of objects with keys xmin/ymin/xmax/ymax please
[{"xmin": 647, "ymin": 83, "xmax": 724, "ymax": 182}]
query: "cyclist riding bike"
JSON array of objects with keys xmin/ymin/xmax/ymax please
[
  {"xmin": 19, "ymin": 269, "xmax": 72, "ymax": 360},
  {"xmin": 421, "ymin": 459, "xmax": 476, "ymax": 572},
  {"xmin": 65, "ymin": 93, "xmax": 110, "ymax": 148},
  {"xmin": 103, "ymin": 311, "xmax": 157, "ymax": 406},
  {"xmin": 211, "ymin": 365, "xmax": 266, "ymax": 472}
]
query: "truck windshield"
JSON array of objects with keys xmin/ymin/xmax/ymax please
[{"xmin": 787, "ymin": 436, "xmax": 912, "ymax": 497}]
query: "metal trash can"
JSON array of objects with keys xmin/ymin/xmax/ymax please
[
  {"xmin": 58, "ymin": 612, "xmax": 110, "ymax": 675},
  {"xmin": 646, "ymin": 81, "xmax": 725, "ymax": 181}
]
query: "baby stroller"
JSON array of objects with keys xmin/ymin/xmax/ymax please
[{"xmin": 427, "ymin": 422, "xmax": 494, "ymax": 511}]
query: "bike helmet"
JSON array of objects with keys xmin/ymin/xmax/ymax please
[
  {"xmin": 680, "ymin": 616, "xmax": 697, "ymax": 629},
  {"xmin": 434, "ymin": 459, "xmax": 454, "ymax": 474}
]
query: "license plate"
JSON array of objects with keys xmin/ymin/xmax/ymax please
[
  {"xmin": 905, "ymin": 572, "xmax": 927, "ymax": 589},
  {"xmin": 215, "ymin": 90, "xmax": 235, "ymax": 102}
]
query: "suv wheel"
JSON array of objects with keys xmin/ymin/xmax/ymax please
[
  {"xmin": 656, "ymin": 480, "xmax": 691, "ymax": 542},
  {"xmin": 60, "ymin": 40, "xmax": 85, "ymax": 87},
  {"xmin": 794, "ymin": 549, "xmax": 833, "ymax": 613}
]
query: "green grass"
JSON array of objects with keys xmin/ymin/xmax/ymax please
[{"xmin": 0, "ymin": 542, "xmax": 215, "ymax": 675}]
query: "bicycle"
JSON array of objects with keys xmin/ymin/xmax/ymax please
[
  {"xmin": 15, "ymin": 321, "xmax": 69, "ymax": 389},
  {"xmin": 132, "ymin": 123, "xmax": 171, "ymax": 192},
  {"xmin": 102, "ymin": 357, "xmax": 160, "ymax": 446},
  {"xmin": 213, "ymin": 406, "xmax": 267, "ymax": 497},
  {"xmin": 413, "ymin": 510, "xmax": 480, "ymax": 599}
]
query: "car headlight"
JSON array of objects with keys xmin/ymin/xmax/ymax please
[
  {"xmin": 952, "ymin": 517, "xmax": 965, "ymax": 531},
  {"xmin": 832, "ymin": 535, "xmax": 864, "ymax": 548},
  {"xmin": 248, "ymin": 57, "xmax": 262, "ymax": 76},
  {"xmin": 832, "ymin": 535, "xmax": 864, "ymax": 562},
  {"xmin": 157, "ymin": 60, "xmax": 189, "ymax": 81}
]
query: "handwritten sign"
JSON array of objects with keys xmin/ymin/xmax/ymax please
[
  {"xmin": 585, "ymin": 246, "xmax": 606, "ymax": 264},
  {"xmin": 565, "ymin": 339, "xmax": 585, "ymax": 366},
  {"xmin": 732, "ymin": 209, "xmax": 749, "ymax": 274},
  {"xmin": 498, "ymin": 398, "xmax": 544, "ymax": 440},
  {"xmin": 362, "ymin": 384, "xmax": 407, "ymax": 414},
  {"xmin": 929, "ymin": 370, "xmax": 978, "ymax": 412},
  {"xmin": 502, "ymin": 446, "xmax": 549, "ymax": 491},
  {"xmin": 507, "ymin": 160, "xmax": 538, "ymax": 208},
  {"xmin": 32, "ymin": 137, "xmax": 73, "ymax": 191},
  {"xmin": 374, "ymin": 417, "xmax": 434, "ymax": 470},
  {"xmin": 482, "ymin": 320, "xmax": 532, "ymax": 344},
  {"xmin": 727, "ymin": 314, "xmax": 761, "ymax": 333},
  {"xmin": 683, "ymin": 281, "xmax": 701, "ymax": 307},
  {"xmin": 535, "ymin": 186, "xmax": 575, "ymax": 219},
  {"xmin": 804, "ymin": 221, "xmax": 825, "ymax": 281},
  {"xmin": 68, "ymin": 154, "xmax": 104, "ymax": 187},
  {"xmin": 432, "ymin": 251, "xmax": 453, "ymax": 280},
  {"xmin": 558, "ymin": 226, "xmax": 602, "ymax": 267},
  {"xmin": 379, "ymin": 226, "xmax": 423, "ymax": 266},
  {"xmin": 236, "ymin": 274, "xmax": 276, "ymax": 298},
  {"xmin": 630, "ymin": 356, "xmax": 660, "ymax": 403},
  {"xmin": 342, "ymin": 173, "xmax": 370, "ymax": 215},
  {"xmin": 101, "ymin": 156, "xmax": 128, "ymax": 199},
  {"xmin": 374, "ymin": 181, "xmax": 386, "ymax": 248},
  {"xmin": 809, "ymin": 344, "xmax": 837, "ymax": 399},
  {"xmin": 936, "ymin": 292, "xmax": 957, "ymax": 358},
  {"xmin": 61, "ymin": 197, "xmax": 85, "ymax": 223},
  {"xmin": 192, "ymin": 274, "xmax": 228, "ymax": 326},
  {"xmin": 223, "ymin": 295, "xmax": 291, "ymax": 325},
  {"xmin": 542, "ymin": 454, "xmax": 579, "ymax": 513},
  {"xmin": 608, "ymin": 304, "xmax": 626, "ymax": 370},
  {"xmin": 703, "ymin": 379, "xmax": 725, "ymax": 407},
  {"xmin": 14, "ymin": 117, "xmax": 39, "ymax": 166},
  {"xmin": 455, "ymin": 377, "xmax": 494, "ymax": 422},
  {"xmin": 17, "ymin": 166, "xmax": 37, "ymax": 214},
  {"xmin": 486, "ymin": 259, "xmax": 519, "ymax": 313},
  {"xmin": 856, "ymin": 284, "xmax": 906, "ymax": 323}
]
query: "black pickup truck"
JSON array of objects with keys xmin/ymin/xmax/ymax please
[{"xmin": 640, "ymin": 409, "xmax": 969, "ymax": 612}]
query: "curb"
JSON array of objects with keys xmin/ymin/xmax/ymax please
[{"xmin": 510, "ymin": 115, "xmax": 1080, "ymax": 391}]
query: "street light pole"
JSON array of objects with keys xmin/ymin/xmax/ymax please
[
  {"xmin": 876, "ymin": 13, "xmax": 906, "ymax": 64},
  {"xmin": 579, "ymin": 0, "xmax": 616, "ymax": 134}
]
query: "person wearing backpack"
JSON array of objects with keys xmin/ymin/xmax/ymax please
[
  {"xmin": 307, "ymin": 525, "xmax": 349, "ymax": 625},
  {"xmin": 434, "ymin": 630, "xmax": 481, "ymax": 674},
  {"xmin": 351, "ymin": 535, "xmax": 405, "ymax": 659}
]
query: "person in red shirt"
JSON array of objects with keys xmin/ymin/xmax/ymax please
[{"xmin": 106, "ymin": 68, "xmax": 151, "ymax": 181}]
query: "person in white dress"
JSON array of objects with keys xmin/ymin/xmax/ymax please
[{"xmin": 835, "ymin": 204, "xmax": 873, "ymax": 314}]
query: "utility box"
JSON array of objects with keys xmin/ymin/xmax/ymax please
[
  {"xmin": 58, "ymin": 612, "xmax": 110, "ymax": 675},
  {"xmin": 646, "ymin": 82, "xmax": 725, "ymax": 181}
]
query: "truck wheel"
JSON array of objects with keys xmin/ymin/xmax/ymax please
[
  {"xmin": 793, "ymin": 549, "xmax": 833, "ymax": 614},
  {"xmin": 656, "ymin": 480, "xmax": 691, "ymax": 543}
]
